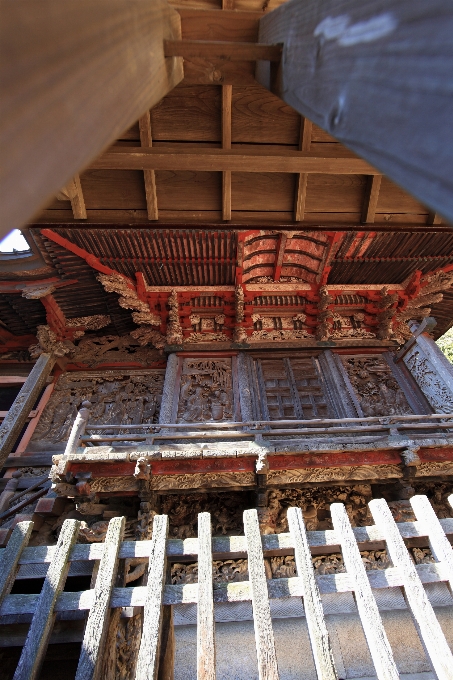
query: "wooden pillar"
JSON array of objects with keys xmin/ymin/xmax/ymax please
[
  {"xmin": 0, "ymin": 353, "xmax": 55, "ymax": 468},
  {"xmin": 257, "ymin": 0, "xmax": 453, "ymax": 224},
  {"xmin": 158, "ymin": 353, "xmax": 179, "ymax": 425},
  {"xmin": 0, "ymin": 0, "xmax": 183, "ymax": 237}
]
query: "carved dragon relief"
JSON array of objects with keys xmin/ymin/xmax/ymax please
[
  {"xmin": 32, "ymin": 369, "xmax": 165, "ymax": 445},
  {"xmin": 341, "ymin": 355, "xmax": 412, "ymax": 417}
]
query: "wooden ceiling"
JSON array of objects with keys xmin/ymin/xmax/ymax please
[{"xmin": 31, "ymin": 2, "xmax": 448, "ymax": 230}]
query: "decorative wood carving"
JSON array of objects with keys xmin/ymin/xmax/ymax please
[
  {"xmin": 341, "ymin": 355, "xmax": 413, "ymax": 417},
  {"xmin": 330, "ymin": 312, "xmax": 375, "ymax": 339},
  {"xmin": 315, "ymin": 285, "xmax": 335, "ymax": 341},
  {"xmin": 376, "ymin": 287, "xmax": 399, "ymax": 340},
  {"xmin": 151, "ymin": 472, "xmax": 255, "ymax": 491},
  {"xmin": 65, "ymin": 315, "xmax": 111, "ymax": 330},
  {"xmin": 21, "ymin": 283, "xmax": 57, "ymax": 299},
  {"xmin": 404, "ymin": 347, "xmax": 453, "ymax": 413},
  {"xmin": 235, "ymin": 285, "xmax": 245, "ymax": 323},
  {"xmin": 161, "ymin": 491, "xmax": 247, "ymax": 539},
  {"xmin": 166, "ymin": 289, "xmax": 183, "ymax": 345},
  {"xmin": 29, "ymin": 325, "xmax": 75, "ymax": 358},
  {"xmin": 72, "ymin": 334, "xmax": 163, "ymax": 365},
  {"xmin": 32, "ymin": 369, "xmax": 164, "ymax": 445},
  {"xmin": 176, "ymin": 358, "xmax": 234, "ymax": 423},
  {"xmin": 184, "ymin": 331, "xmax": 230, "ymax": 344},
  {"xmin": 267, "ymin": 465, "xmax": 402, "ymax": 486},
  {"xmin": 250, "ymin": 312, "xmax": 311, "ymax": 342}
]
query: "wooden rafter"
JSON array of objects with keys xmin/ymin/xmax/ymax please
[
  {"xmin": 164, "ymin": 40, "xmax": 282, "ymax": 62},
  {"xmin": 428, "ymin": 211, "xmax": 443, "ymax": 225},
  {"xmin": 57, "ymin": 175, "xmax": 87, "ymax": 220},
  {"xmin": 362, "ymin": 175, "xmax": 382, "ymax": 224},
  {"xmin": 294, "ymin": 117, "xmax": 312, "ymax": 222},
  {"xmin": 273, "ymin": 232, "xmax": 288, "ymax": 281},
  {"xmin": 92, "ymin": 148, "xmax": 377, "ymax": 174},
  {"xmin": 139, "ymin": 111, "xmax": 158, "ymax": 221},
  {"xmin": 222, "ymin": 84, "xmax": 233, "ymax": 222}
]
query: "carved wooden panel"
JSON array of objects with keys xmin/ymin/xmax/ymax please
[
  {"xmin": 252, "ymin": 356, "xmax": 331, "ymax": 420},
  {"xmin": 340, "ymin": 355, "xmax": 413, "ymax": 417},
  {"xmin": 176, "ymin": 357, "xmax": 234, "ymax": 423},
  {"xmin": 32, "ymin": 369, "xmax": 165, "ymax": 445}
]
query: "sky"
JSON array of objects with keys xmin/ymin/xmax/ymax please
[{"xmin": 0, "ymin": 229, "xmax": 30, "ymax": 252}]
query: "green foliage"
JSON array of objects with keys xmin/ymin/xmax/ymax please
[{"xmin": 436, "ymin": 327, "xmax": 453, "ymax": 364}]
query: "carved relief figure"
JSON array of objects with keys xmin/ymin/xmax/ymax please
[
  {"xmin": 404, "ymin": 348, "xmax": 453, "ymax": 413},
  {"xmin": 177, "ymin": 358, "xmax": 233, "ymax": 422},
  {"xmin": 250, "ymin": 313, "xmax": 311, "ymax": 342},
  {"xmin": 341, "ymin": 355, "xmax": 412, "ymax": 417},
  {"xmin": 330, "ymin": 312, "xmax": 376, "ymax": 339},
  {"xmin": 32, "ymin": 370, "xmax": 165, "ymax": 444}
]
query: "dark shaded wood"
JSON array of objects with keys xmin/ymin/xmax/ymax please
[
  {"xmin": 139, "ymin": 112, "xmax": 159, "ymax": 221},
  {"xmin": 0, "ymin": 0, "xmax": 183, "ymax": 236},
  {"xmin": 258, "ymin": 0, "xmax": 453, "ymax": 222},
  {"xmin": 362, "ymin": 175, "xmax": 382, "ymax": 224},
  {"xmin": 164, "ymin": 40, "xmax": 282, "ymax": 62}
]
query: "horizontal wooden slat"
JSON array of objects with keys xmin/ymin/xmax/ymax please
[
  {"xmin": 91, "ymin": 147, "xmax": 378, "ymax": 174},
  {"xmin": 1, "ymin": 562, "xmax": 451, "ymax": 617},
  {"xmin": 8, "ymin": 518, "xmax": 453, "ymax": 566},
  {"xmin": 164, "ymin": 39, "xmax": 282, "ymax": 62}
]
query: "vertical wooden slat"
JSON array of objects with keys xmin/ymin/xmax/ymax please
[
  {"xmin": 410, "ymin": 495, "xmax": 453, "ymax": 590},
  {"xmin": 294, "ymin": 117, "xmax": 311, "ymax": 221},
  {"xmin": 287, "ymin": 507, "xmax": 337, "ymax": 680},
  {"xmin": 0, "ymin": 521, "xmax": 33, "ymax": 604},
  {"xmin": 135, "ymin": 514, "xmax": 169, "ymax": 680},
  {"xmin": 75, "ymin": 516, "xmax": 126, "ymax": 680},
  {"xmin": 13, "ymin": 519, "xmax": 80, "ymax": 680},
  {"xmin": 330, "ymin": 503, "xmax": 399, "ymax": 680},
  {"xmin": 67, "ymin": 174, "xmax": 87, "ymax": 219},
  {"xmin": 362, "ymin": 175, "xmax": 382, "ymax": 223},
  {"xmin": 139, "ymin": 110, "xmax": 158, "ymax": 220},
  {"xmin": 197, "ymin": 512, "xmax": 216, "ymax": 680},
  {"xmin": 369, "ymin": 498, "xmax": 453, "ymax": 679},
  {"xmin": 243, "ymin": 509, "xmax": 279, "ymax": 680},
  {"xmin": 222, "ymin": 84, "xmax": 232, "ymax": 221},
  {"xmin": 427, "ymin": 211, "xmax": 442, "ymax": 224}
]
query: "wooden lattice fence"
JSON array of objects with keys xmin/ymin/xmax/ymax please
[{"xmin": 1, "ymin": 495, "xmax": 453, "ymax": 679}]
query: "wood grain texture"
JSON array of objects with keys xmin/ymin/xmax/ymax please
[
  {"xmin": 0, "ymin": 353, "xmax": 55, "ymax": 468},
  {"xmin": 369, "ymin": 498, "xmax": 453, "ymax": 679},
  {"xmin": 13, "ymin": 519, "xmax": 80, "ymax": 680},
  {"xmin": 362, "ymin": 175, "xmax": 382, "ymax": 224},
  {"xmin": 139, "ymin": 111, "xmax": 158, "ymax": 220},
  {"xmin": 75, "ymin": 517, "xmax": 125, "ymax": 680},
  {"xmin": 0, "ymin": 521, "xmax": 33, "ymax": 604},
  {"xmin": 197, "ymin": 513, "xmax": 216, "ymax": 680},
  {"xmin": 287, "ymin": 507, "xmax": 337, "ymax": 680},
  {"xmin": 330, "ymin": 503, "xmax": 399, "ymax": 680},
  {"xmin": 135, "ymin": 514, "xmax": 169, "ymax": 680},
  {"xmin": 0, "ymin": 0, "xmax": 183, "ymax": 237},
  {"xmin": 222, "ymin": 84, "xmax": 232, "ymax": 221},
  {"xmin": 410, "ymin": 495, "xmax": 453, "ymax": 591},
  {"xmin": 92, "ymin": 147, "xmax": 378, "ymax": 174},
  {"xmin": 164, "ymin": 40, "xmax": 282, "ymax": 62},
  {"xmin": 258, "ymin": 0, "xmax": 453, "ymax": 222},
  {"xmin": 243, "ymin": 509, "xmax": 279, "ymax": 680}
]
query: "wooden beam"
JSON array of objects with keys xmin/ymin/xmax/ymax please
[
  {"xmin": 428, "ymin": 210, "xmax": 442, "ymax": 225},
  {"xmin": 294, "ymin": 116, "xmax": 312, "ymax": 221},
  {"xmin": 164, "ymin": 40, "xmax": 282, "ymax": 62},
  {"xmin": 222, "ymin": 0, "xmax": 235, "ymax": 9},
  {"xmin": 258, "ymin": 0, "xmax": 453, "ymax": 225},
  {"xmin": 0, "ymin": 0, "xmax": 183, "ymax": 238},
  {"xmin": 362, "ymin": 175, "xmax": 382, "ymax": 223},
  {"xmin": 139, "ymin": 112, "xmax": 158, "ymax": 221},
  {"xmin": 59, "ymin": 175, "xmax": 87, "ymax": 220},
  {"xmin": 273, "ymin": 232, "xmax": 287, "ymax": 281},
  {"xmin": 92, "ymin": 147, "xmax": 378, "ymax": 174},
  {"xmin": 222, "ymin": 84, "xmax": 232, "ymax": 221}
]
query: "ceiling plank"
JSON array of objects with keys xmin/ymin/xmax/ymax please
[
  {"xmin": 139, "ymin": 112, "xmax": 158, "ymax": 221},
  {"xmin": 362, "ymin": 175, "xmax": 382, "ymax": 224},
  {"xmin": 92, "ymin": 147, "xmax": 378, "ymax": 174},
  {"xmin": 164, "ymin": 40, "xmax": 282, "ymax": 62}
]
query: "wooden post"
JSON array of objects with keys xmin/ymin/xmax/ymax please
[
  {"xmin": 258, "ymin": 0, "xmax": 453, "ymax": 223},
  {"xmin": 222, "ymin": 84, "xmax": 233, "ymax": 221},
  {"xmin": 64, "ymin": 401, "xmax": 91, "ymax": 456},
  {"xmin": 197, "ymin": 512, "xmax": 216, "ymax": 680},
  {"xmin": 243, "ymin": 509, "xmax": 279, "ymax": 680},
  {"xmin": 0, "ymin": 520, "xmax": 34, "ymax": 604},
  {"xmin": 139, "ymin": 111, "xmax": 159, "ymax": 221},
  {"xmin": 0, "ymin": 353, "xmax": 55, "ymax": 468},
  {"xmin": 0, "ymin": 0, "xmax": 183, "ymax": 237}
]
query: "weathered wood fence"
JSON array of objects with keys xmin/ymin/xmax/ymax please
[{"xmin": 1, "ymin": 495, "xmax": 453, "ymax": 679}]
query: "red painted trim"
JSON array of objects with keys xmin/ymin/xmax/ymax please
[{"xmin": 269, "ymin": 450, "xmax": 401, "ymax": 470}]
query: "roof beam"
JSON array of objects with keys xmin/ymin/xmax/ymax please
[
  {"xmin": 294, "ymin": 117, "xmax": 312, "ymax": 222},
  {"xmin": 138, "ymin": 111, "xmax": 158, "ymax": 221},
  {"xmin": 57, "ymin": 175, "xmax": 87, "ymax": 220},
  {"xmin": 222, "ymin": 84, "xmax": 233, "ymax": 222},
  {"xmin": 428, "ymin": 211, "xmax": 443, "ymax": 225},
  {"xmin": 164, "ymin": 40, "xmax": 282, "ymax": 62},
  {"xmin": 273, "ymin": 232, "xmax": 288, "ymax": 281},
  {"xmin": 362, "ymin": 175, "xmax": 382, "ymax": 224},
  {"xmin": 92, "ymin": 148, "xmax": 378, "ymax": 174}
]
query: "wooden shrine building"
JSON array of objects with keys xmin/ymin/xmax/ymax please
[{"xmin": 1, "ymin": 0, "xmax": 453, "ymax": 678}]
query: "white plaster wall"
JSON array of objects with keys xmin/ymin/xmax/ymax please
[{"xmin": 174, "ymin": 608, "xmax": 453, "ymax": 680}]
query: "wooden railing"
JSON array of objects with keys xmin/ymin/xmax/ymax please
[
  {"xmin": 78, "ymin": 412, "xmax": 453, "ymax": 448},
  {"xmin": 1, "ymin": 495, "xmax": 453, "ymax": 679}
]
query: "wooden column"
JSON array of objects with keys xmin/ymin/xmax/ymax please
[
  {"xmin": 0, "ymin": 0, "xmax": 183, "ymax": 237},
  {"xmin": 258, "ymin": 0, "xmax": 453, "ymax": 223},
  {"xmin": 222, "ymin": 84, "xmax": 233, "ymax": 221},
  {"xmin": 158, "ymin": 353, "xmax": 179, "ymax": 425},
  {"xmin": 294, "ymin": 117, "xmax": 312, "ymax": 222},
  {"xmin": 0, "ymin": 353, "xmax": 55, "ymax": 468},
  {"xmin": 139, "ymin": 111, "xmax": 159, "ymax": 220}
]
